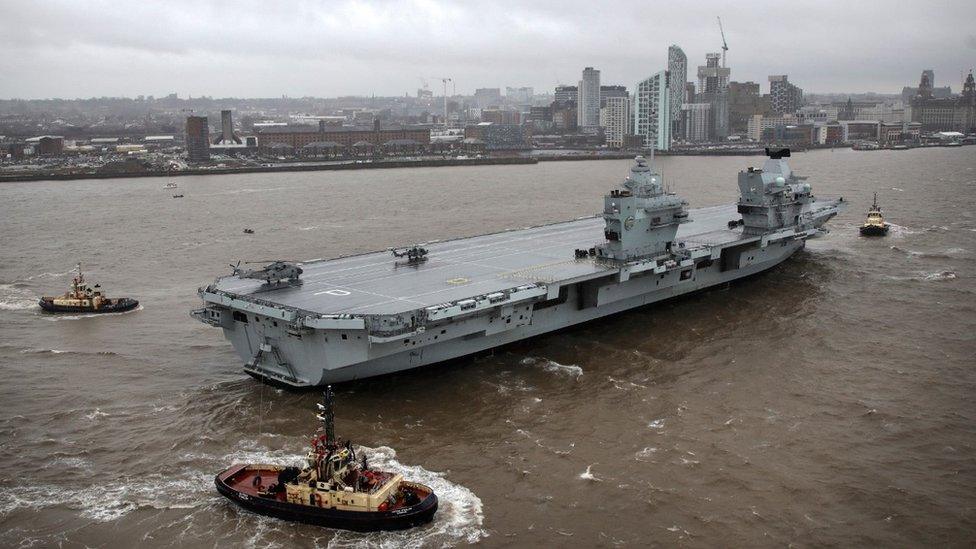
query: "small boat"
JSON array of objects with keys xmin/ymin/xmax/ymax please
[
  {"xmin": 859, "ymin": 193, "xmax": 889, "ymax": 237},
  {"xmin": 215, "ymin": 387, "xmax": 437, "ymax": 532},
  {"xmin": 243, "ymin": 228, "xmax": 255, "ymax": 234},
  {"xmin": 890, "ymin": 144, "xmax": 909, "ymax": 150},
  {"xmin": 165, "ymin": 182, "xmax": 178, "ymax": 189},
  {"xmin": 38, "ymin": 263, "xmax": 139, "ymax": 313},
  {"xmin": 172, "ymin": 194, "xmax": 184, "ymax": 198}
]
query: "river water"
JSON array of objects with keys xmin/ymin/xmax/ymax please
[{"xmin": 1, "ymin": 148, "xmax": 974, "ymax": 547}]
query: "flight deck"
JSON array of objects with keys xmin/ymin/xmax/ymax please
[{"xmin": 211, "ymin": 204, "xmax": 742, "ymax": 316}]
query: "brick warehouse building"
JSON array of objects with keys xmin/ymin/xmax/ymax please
[{"xmin": 256, "ymin": 121, "xmax": 430, "ymax": 150}]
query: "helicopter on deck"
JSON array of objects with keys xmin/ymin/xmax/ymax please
[{"xmin": 229, "ymin": 260, "xmax": 304, "ymax": 285}]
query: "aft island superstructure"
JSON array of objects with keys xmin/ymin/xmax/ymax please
[{"xmin": 193, "ymin": 149, "xmax": 845, "ymax": 386}]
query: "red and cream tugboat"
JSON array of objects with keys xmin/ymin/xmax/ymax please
[
  {"xmin": 215, "ymin": 387, "xmax": 438, "ymax": 531},
  {"xmin": 38, "ymin": 263, "xmax": 139, "ymax": 314}
]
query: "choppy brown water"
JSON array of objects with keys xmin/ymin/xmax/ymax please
[{"xmin": 1, "ymin": 148, "xmax": 975, "ymax": 547}]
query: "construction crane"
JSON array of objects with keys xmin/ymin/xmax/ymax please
[
  {"xmin": 439, "ymin": 77, "xmax": 453, "ymax": 128},
  {"xmin": 717, "ymin": 16, "xmax": 729, "ymax": 68}
]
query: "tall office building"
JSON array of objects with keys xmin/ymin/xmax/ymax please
[
  {"xmin": 554, "ymin": 85, "xmax": 578, "ymax": 103},
  {"xmin": 769, "ymin": 75, "xmax": 804, "ymax": 114},
  {"xmin": 600, "ymin": 95, "xmax": 631, "ymax": 148},
  {"xmin": 577, "ymin": 67, "xmax": 601, "ymax": 130},
  {"xmin": 634, "ymin": 70, "xmax": 670, "ymax": 151},
  {"xmin": 213, "ymin": 110, "xmax": 242, "ymax": 144},
  {"xmin": 185, "ymin": 115, "xmax": 210, "ymax": 162},
  {"xmin": 696, "ymin": 53, "xmax": 731, "ymax": 140},
  {"xmin": 682, "ymin": 103, "xmax": 711, "ymax": 142},
  {"xmin": 667, "ymin": 45, "xmax": 688, "ymax": 139}
]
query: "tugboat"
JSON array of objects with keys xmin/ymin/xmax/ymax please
[
  {"xmin": 859, "ymin": 193, "xmax": 890, "ymax": 236},
  {"xmin": 215, "ymin": 387, "xmax": 437, "ymax": 531},
  {"xmin": 38, "ymin": 264, "xmax": 139, "ymax": 313}
]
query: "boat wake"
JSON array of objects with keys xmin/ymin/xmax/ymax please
[
  {"xmin": 0, "ymin": 469, "xmax": 212, "ymax": 522},
  {"xmin": 520, "ymin": 356, "xmax": 583, "ymax": 380},
  {"xmin": 327, "ymin": 445, "xmax": 486, "ymax": 548},
  {"xmin": 0, "ymin": 283, "xmax": 37, "ymax": 311}
]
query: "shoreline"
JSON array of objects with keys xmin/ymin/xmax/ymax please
[{"xmin": 3, "ymin": 143, "xmax": 966, "ymax": 183}]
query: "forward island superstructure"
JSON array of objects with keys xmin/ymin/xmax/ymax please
[{"xmin": 193, "ymin": 149, "xmax": 844, "ymax": 386}]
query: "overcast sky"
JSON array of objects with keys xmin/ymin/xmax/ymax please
[{"xmin": 1, "ymin": 0, "xmax": 974, "ymax": 100}]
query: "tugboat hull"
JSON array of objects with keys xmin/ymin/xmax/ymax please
[
  {"xmin": 38, "ymin": 297, "xmax": 139, "ymax": 314},
  {"xmin": 215, "ymin": 464, "xmax": 438, "ymax": 532},
  {"xmin": 859, "ymin": 225, "xmax": 889, "ymax": 237}
]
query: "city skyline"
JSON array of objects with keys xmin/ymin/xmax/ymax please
[{"xmin": 1, "ymin": 0, "xmax": 975, "ymax": 100}]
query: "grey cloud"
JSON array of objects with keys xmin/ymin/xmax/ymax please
[{"xmin": 1, "ymin": 0, "xmax": 974, "ymax": 98}]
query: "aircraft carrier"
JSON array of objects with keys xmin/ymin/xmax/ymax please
[{"xmin": 192, "ymin": 149, "xmax": 845, "ymax": 387}]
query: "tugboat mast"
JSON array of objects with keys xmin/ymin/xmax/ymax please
[{"xmin": 317, "ymin": 385, "xmax": 336, "ymax": 449}]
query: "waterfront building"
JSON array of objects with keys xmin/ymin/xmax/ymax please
[
  {"xmin": 769, "ymin": 75, "xmax": 803, "ymax": 114},
  {"xmin": 746, "ymin": 114, "xmax": 800, "ymax": 141},
  {"xmin": 634, "ymin": 70, "xmax": 670, "ymax": 151},
  {"xmin": 910, "ymin": 70, "xmax": 976, "ymax": 132},
  {"xmin": 25, "ymin": 135, "xmax": 64, "ymax": 156},
  {"xmin": 667, "ymin": 45, "xmax": 688, "ymax": 139},
  {"xmin": 185, "ymin": 115, "xmax": 210, "ymax": 162},
  {"xmin": 600, "ymin": 95, "xmax": 631, "ymax": 148},
  {"xmin": 577, "ymin": 67, "xmax": 601, "ymax": 130},
  {"xmin": 463, "ymin": 122, "xmax": 531, "ymax": 150},
  {"xmin": 681, "ymin": 103, "xmax": 711, "ymax": 142},
  {"xmin": 256, "ymin": 123, "xmax": 430, "ymax": 150}
]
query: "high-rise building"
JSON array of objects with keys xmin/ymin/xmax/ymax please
[
  {"xmin": 769, "ymin": 75, "xmax": 804, "ymax": 114},
  {"xmin": 213, "ymin": 110, "xmax": 242, "ymax": 144},
  {"xmin": 697, "ymin": 53, "xmax": 730, "ymax": 94},
  {"xmin": 474, "ymin": 88, "xmax": 502, "ymax": 109},
  {"xmin": 185, "ymin": 115, "xmax": 210, "ymax": 162},
  {"xmin": 577, "ymin": 67, "xmax": 601, "ymax": 130},
  {"xmin": 554, "ymin": 85, "xmax": 578, "ymax": 103},
  {"xmin": 728, "ymin": 81, "xmax": 770, "ymax": 134},
  {"xmin": 696, "ymin": 53, "xmax": 731, "ymax": 140},
  {"xmin": 506, "ymin": 87, "xmax": 534, "ymax": 103},
  {"xmin": 600, "ymin": 95, "xmax": 631, "ymax": 148},
  {"xmin": 682, "ymin": 103, "xmax": 711, "ymax": 142},
  {"xmin": 634, "ymin": 70, "xmax": 670, "ymax": 151},
  {"xmin": 667, "ymin": 45, "xmax": 688, "ymax": 139},
  {"xmin": 599, "ymin": 85, "xmax": 628, "ymax": 106}
]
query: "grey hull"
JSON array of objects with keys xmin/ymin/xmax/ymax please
[{"xmin": 194, "ymin": 153, "xmax": 844, "ymax": 387}]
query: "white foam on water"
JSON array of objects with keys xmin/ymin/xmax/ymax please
[
  {"xmin": 890, "ymin": 187, "xmax": 904, "ymax": 192},
  {"xmin": 648, "ymin": 419, "xmax": 665, "ymax": 430},
  {"xmin": 521, "ymin": 356, "xmax": 583, "ymax": 380},
  {"xmin": 0, "ymin": 283, "xmax": 37, "ymax": 311},
  {"xmin": 919, "ymin": 271, "xmax": 956, "ymax": 281},
  {"xmin": 326, "ymin": 445, "xmax": 487, "ymax": 548},
  {"xmin": 579, "ymin": 464, "xmax": 601, "ymax": 482},
  {"xmin": 85, "ymin": 408, "xmax": 109, "ymax": 420},
  {"xmin": 634, "ymin": 447, "xmax": 657, "ymax": 462},
  {"xmin": 0, "ymin": 470, "xmax": 213, "ymax": 522},
  {"xmin": 20, "ymin": 348, "xmax": 68, "ymax": 354},
  {"xmin": 25, "ymin": 269, "xmax": 75, "ymax": 280}
]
